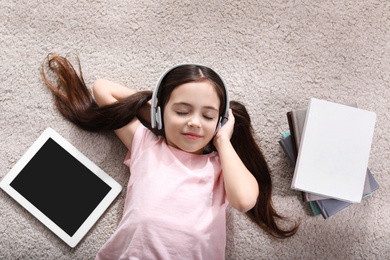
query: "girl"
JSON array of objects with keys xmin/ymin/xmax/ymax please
[{"xmin": 42, "ymin": 54, "xmax": 298, "ymax": 259}]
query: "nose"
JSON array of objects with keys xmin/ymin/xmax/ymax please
[{"xmin": 188, "ymin": 115, "xmax": 201, "ymax": 128}]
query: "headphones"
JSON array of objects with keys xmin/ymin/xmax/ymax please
[{"xmin": 150, "ymin": 63, "xmax": 230, "ymax": 130}]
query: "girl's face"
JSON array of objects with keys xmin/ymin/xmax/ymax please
[{"xmin": 163, "ymin": 81, "xmax": 221, "ymax": 154}]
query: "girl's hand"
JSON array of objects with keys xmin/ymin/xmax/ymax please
[{"xmin": 213, "ymin": 109, "xmax": 234, "ymax": 149}]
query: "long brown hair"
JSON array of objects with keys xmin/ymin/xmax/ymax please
[{"xmin": 41, "ymin": 53, "xmax": 299, "ymax": 239}]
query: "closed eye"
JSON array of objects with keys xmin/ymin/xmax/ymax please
[{"xmin": 176, "ymin": 111, "xmax": 188, "ymax": 116}]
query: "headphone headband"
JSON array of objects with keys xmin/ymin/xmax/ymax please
[{"xmin": 150, "ymin": 63, "xmax": 230, "ymax": 130}]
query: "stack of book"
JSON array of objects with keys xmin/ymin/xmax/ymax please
[{"xmin": 280, "ymin": 98, "xmax": 379, "ymax": 218}]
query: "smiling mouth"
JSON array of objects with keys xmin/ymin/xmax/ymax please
[{"xmin": 183, "ymin": 133, "xmax": 202, "ymax": 140}]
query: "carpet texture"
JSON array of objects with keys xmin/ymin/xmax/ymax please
[{"xmin": 1, "ymin": 1, "xmax": 389, "ymax": 259}]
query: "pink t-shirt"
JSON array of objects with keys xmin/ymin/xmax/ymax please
[{"xmin": 95, "ymin": 125, "xmax": 228, "ymax": 260}]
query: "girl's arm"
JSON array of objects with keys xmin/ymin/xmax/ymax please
[
  {"xmin": 93, "ymin": 79, "xmax": 145, "ymax": 150},
  {"xmin": 213, "ymin": 109, "xmax": 259, "ymax": 212}
]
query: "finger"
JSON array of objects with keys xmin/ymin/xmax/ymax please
[{"xmin": 227, "ymin": 109, "xmax": 234, "ymax": 123}]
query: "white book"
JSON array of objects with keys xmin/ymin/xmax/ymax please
[{"xmin": 291, "ymin": 98, "xmax": 376, "ymax": 203}]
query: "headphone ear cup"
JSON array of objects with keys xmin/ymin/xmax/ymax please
[{"xmin": 156, "ymin": 106, "xmax": 163, "ymax": 130}]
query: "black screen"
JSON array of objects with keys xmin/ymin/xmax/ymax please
[{"xmin": 10, "ymin": 138, "xmax": 111, "ymax": 237}]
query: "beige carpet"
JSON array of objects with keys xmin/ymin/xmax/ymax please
[{"xmin": 1, "ymin": 0, "xmax": 389, "ymax": 259}]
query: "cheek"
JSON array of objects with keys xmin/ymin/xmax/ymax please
[
  {"xmin": 164, "ymin": 113, "xmax": 182, "ymax": 128},
  {"xmin": 163, "ymin": 114, "xmax": 187, "ymax": 138},
  {"xmin": 204, "ymin": 120, "xmax": 219, "ymax": 135}
]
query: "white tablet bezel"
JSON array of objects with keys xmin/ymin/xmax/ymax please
[{"xmin": 0, "ymin": 127, "xmax": 122, "ymax": 248}]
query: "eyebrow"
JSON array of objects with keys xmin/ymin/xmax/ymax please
[{"xmin": 172, "ymin": 102, "xmax": 219, "ymax": 111}]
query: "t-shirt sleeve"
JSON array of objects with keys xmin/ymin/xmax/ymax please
[{"xmin": 123, "ymin": 124, "xmax": 159, "ymax": 167}]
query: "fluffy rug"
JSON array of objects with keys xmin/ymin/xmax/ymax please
[{"xmin": 1, "ymin": 0, "xmax": 389, "ymax": 259}]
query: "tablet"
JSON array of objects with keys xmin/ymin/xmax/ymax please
[{"xmin": 0, "ymin": 127, "xmax": 122, "ymax": 248}]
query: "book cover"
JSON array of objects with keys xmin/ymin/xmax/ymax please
[
  {"xmin": 291, "ymin": 98, "xmax": 376, "ymax": 203},
  {"xmin": 278, "ymin": 135, "xmax": 296, "ymax": 165},
  {"xmin": 286, "ymin": 112, "xmax": 298, "ymax": 158},
  {"xmin": 279, "ymin": 133, "xmax": 379, "ymax": 218},
  {"xmin": 279, "ymin": 134, "xmax": 374, "ymax": 196},
  {"xmin": 291, "ymin": 108, "xmax": 307, "ymax": 150},
  {"xmin": 286, "ymin": 102, "xmax": 371, "ymax": 202}
]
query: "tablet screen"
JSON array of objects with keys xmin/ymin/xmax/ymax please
[
  {"xmin": 10, "ymin": 138, "xmax": 111, "ymax": 237},
  {"xmin": 0, "ymin": 127, "xmax": 122, "ymax": 247}
]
